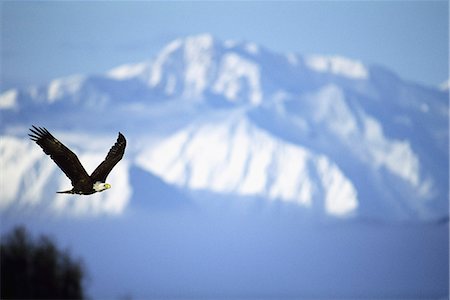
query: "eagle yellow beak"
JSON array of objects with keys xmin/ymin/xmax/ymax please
[{"xmin": 105, "ymin": 183, "xmax": 111, "ymax": 189}]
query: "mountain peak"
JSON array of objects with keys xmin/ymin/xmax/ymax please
[
  {"xmin": 1, "ymin": 34, "xmax": 448, "ymax": 222},
  {"xmin": 136, "ymin": 115, "xmax": 359, "ymax": 217},
  {"xmin": 305, "ymin": 55, "xmax": 369, "ymax": 80},
  {"xmin": 145, "ymin": 33, "xmax": 264, "ymax": 105},
  {"xmin": 185, "ymin": 33, "xmax": 215, "ymax": 48}
]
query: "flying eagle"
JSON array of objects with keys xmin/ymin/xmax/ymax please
[{"xmin": 29, "ymin": 126, "xmax": 126, "ymax": 195}]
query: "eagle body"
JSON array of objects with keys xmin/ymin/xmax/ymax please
[
  {"xmin": 57, "ymin": 180, "xmax": 110, "ymax": 195},
  {"xmin": 29, "ymin": 126, "xmax": 126, "ymax": 195}
]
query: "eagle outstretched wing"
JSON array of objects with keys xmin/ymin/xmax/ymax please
[
  {"xmin": 90, "ymin": 132, "xmax": 126, "ymax": 183},
  {"xmin": 28, "ymin": 126, "xmax": 90, "ymax": 186}
]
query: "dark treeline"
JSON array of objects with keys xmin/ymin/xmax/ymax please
[{"xmin": 1, "ymin": 226, "xmax": 87, "ymax": 299}]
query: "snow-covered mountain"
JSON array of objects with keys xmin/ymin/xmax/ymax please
[
  {"xmin": 136, "ymin": 114, "xmax": 358, "ymax": 217},
  {"xmin": 1, "ymin": 33, "xmax": 448, "ymax": 222}
]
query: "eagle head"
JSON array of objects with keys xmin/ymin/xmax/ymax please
[{"xmin": 94, "ymin": 182, "xmax": 111, "ymax": 192}]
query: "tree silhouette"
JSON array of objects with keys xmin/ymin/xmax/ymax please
[{"xmin": 1, "ymin": 226, "xmax": 86, "ymax": 299}]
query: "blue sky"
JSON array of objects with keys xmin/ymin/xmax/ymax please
[{"xmin": 1, "ymin": 1, "xmax": 448, "ymax": 91}]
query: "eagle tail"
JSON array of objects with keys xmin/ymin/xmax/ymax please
[{"xmin": 56, "ymin": 189, "xmax": 74, "ymax": 194}]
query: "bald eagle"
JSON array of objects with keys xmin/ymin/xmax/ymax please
[{"xmin": 29, "ymin": 126, "xmax": 126, "ymax": 195}]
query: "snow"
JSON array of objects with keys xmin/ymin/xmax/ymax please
[
  {"xmin": 305, "ymin": 55, "xmax": 369, "ymax": 79},
  {"xmin": 140, "ymin": 34, "xmax": 265, "ymax": 104},
  {"xmin": 312, "ymin": 85, "xmax": 359, "ymax": 138},
  {"xmin": 0, "ymin": 137, "xmax": 43, "ymax": 209},
  {"xmin": 21, "ymin": 153, "xmax": 56, "ymax": 205},
  {"xmin": 137, "ymin": 129, "xmax": 191, "ymax": 185},
  {"xmin": 268, "ymin": 143, "xmax": 312, "ymax": 205},
  {"xmin": 316, "ymin": 156, "xmax": 358, "ymax": 216},
  {"xmin": 0, "ymin": 89, "xmax": 18, "ymax": 110},
  {"xmin": 237, "ymin": 125, "xmax": 274, "ymax": 195},
  {"xmin": 107, "ymin": 61, "xmax": 151, "ymax": 80},
  {"xmin": 245, "ymin": 42, "xmax": 259, "ymax": 55},
  {"xmin": 0, "ymin": 135, "xmax": 131, "ymax": 216},
  {"xmin": 0, "ymin": 33, "xmax": 448, "ymax": 300},
  {"xmin": 213, "ymin": 53, "xmax": 263, "ymax": 105},
  {"xmin": 183, "ymin": 34, "xmax": 214, "ymax": 99},
  {"xmin": 0, "ymin": 33, "xmax": 447, "ymax": 222},
  {"xmin": 363, "ymin": 115, "xmax": 420, "ymax": 187},
  {"xmin": 148, "ymin": 34, "xmax": 217, "ymax": 99},
  {"xmin": 47, "ymin": 75, "xmax": 85, "ymax": 102},
  {"xmin": 136, "ymin": 117, "xmax": 358, "ymax": 216},
  {"xmin": 149, "ymin": 38, "xmax": 183, "ymax": 87},
  {"xmin": 306, "ymin": 85, "xmax": 422, "ymax": 190}
]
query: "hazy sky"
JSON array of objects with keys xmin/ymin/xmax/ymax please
[{"xmin": 1, "ymin": 1, "xmax": 448, "ymax": 91}]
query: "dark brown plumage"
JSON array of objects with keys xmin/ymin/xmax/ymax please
[{"xmin": 29, "ymin": 126, "xmax": 126, "ymax": 195}]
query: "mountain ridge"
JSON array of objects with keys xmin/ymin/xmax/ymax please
[{"xmin": 0, "ymin": 33, "xmax": 448, "ymax": 222}]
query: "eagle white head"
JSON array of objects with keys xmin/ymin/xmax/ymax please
[{"xmin": 93, "ymin": 182, "xmax": 111, "ymax": 192}]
